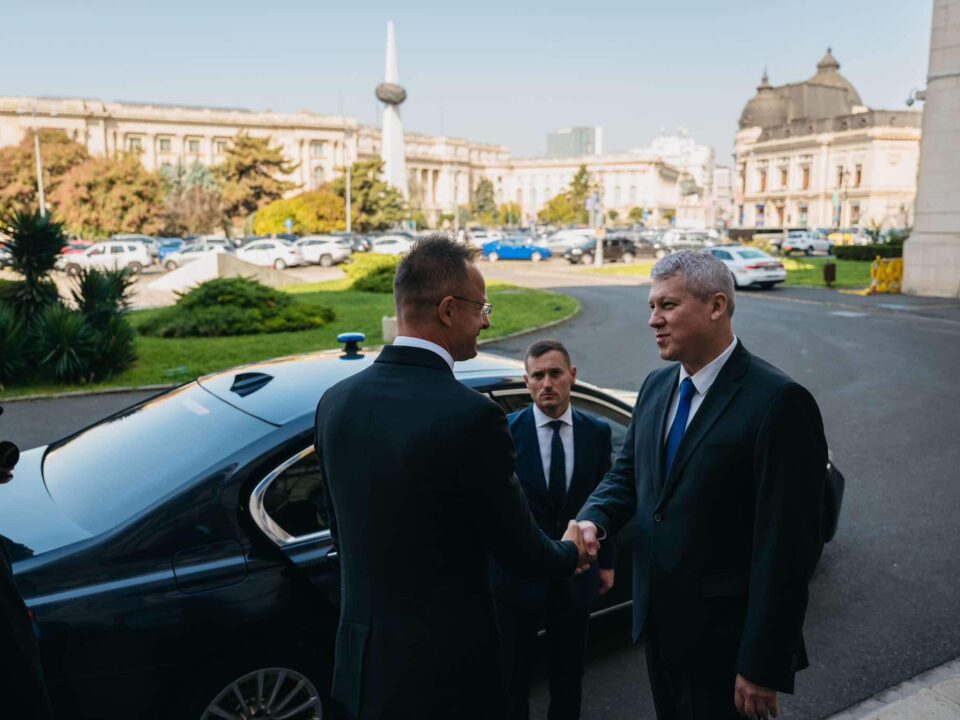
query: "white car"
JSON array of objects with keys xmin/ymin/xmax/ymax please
[
  {"xmin": 782, "ymin": 231, "xmax": 833, "ymax": 256},
  {"xmin": 56, "ymin": 241, "xmax": 153, "ymax": 276},
  {"xmin": 294, "ymin": 236, "xmax": 352, "ymax": 266},
  {"xmin": 235, "ymin": 239, "xmax": 303, "ymax": 270},
  {"xmin": 371, "ymin": 235, "xmax": 414, "ymax": 256},
  {"xmin": 706, "ymin": 246, "xmax": 786, "ymax": 289},
  {"xmin": 163, "ymin": 242, "xmax": 230, "ymax": 271},
  {"xmin": 544, "ymin": 229, "xmax": 595, "ymax": 254}
]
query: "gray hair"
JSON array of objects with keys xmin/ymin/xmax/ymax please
[{"xmin": 651, "ymin": 251, "xmax": 736, "ymax": 317}]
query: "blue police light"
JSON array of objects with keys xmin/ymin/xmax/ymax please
[{"xmin": 337, "ymin": 332, "xmax": 366, "ymax": 358}]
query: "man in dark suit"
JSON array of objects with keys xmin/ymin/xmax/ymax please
[
  {"xmin": 492, "ymin": 340, "xmax": 615, "ymax": 720},
  {"xmin": 577, "ymin": 251, "xmax": 827, "ymax": 720},
  {"xmin": 315, "ymin": 235, "xmax": 595, "ymax": 720}
]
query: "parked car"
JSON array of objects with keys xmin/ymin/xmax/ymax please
[
  {"xmin": 468, "ymin": 228, "xmax": 503, "ymax": 246},
  {"xmin": 706, "ymin": 246, "xmax": 786, "ymax": 289},
  {"xmin": 156, "ymin": 238, "xmax": 184, "ymax": 264},
  {"xmin": 294, "ymin": 236, "xmax": 352, "ymax": 266},
  {"xmin": 235, "ymin": 239, "xmax": 303, "ymax": 270},
  {"xmin": 544, "ymin": 229, "xmax": 595, "ymax": 254},
  {"xmin": 113, "ymin": 233, "xmax": 160, "ymax": 260},
  {"xmin": 370, "ymin": 235, "xmax": 414, "ymax": 256},
  {"xmin": 483, "ymin": 237, "xmax": 552, "ymax": 262},
  {"xmin": 783, "ymin": 231, "xmax": 833, "ymax": 256},
  {"xmin": 331, "ymin": 232, "xmax": 372, "ymax": 253},
  {"xmin": 56, "ymin": 241, "xmax": 153, "ymax": 276},
  {"xmin": 162, "ymin": 242, "xmax": 230, "ymax": 271},
  {"xmin": 563, "ymin": 236, "xmax": 642, "ymax": 265},
  {"xmin": 60, "ymin": 240, "xmax": 93, "ymax": 255}
]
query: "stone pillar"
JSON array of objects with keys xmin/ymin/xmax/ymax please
[{"xmin": 903, "ymin": 0, "xmax": 960, "ymax": 298}]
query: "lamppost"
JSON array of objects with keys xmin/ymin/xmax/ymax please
[
  {"xmin": 344, "ymin": 128, "xmax": 355, "ymax": 234},
  {"xmin": 16, "ymin": 106, "xmax": 47, "ymax": 217}
]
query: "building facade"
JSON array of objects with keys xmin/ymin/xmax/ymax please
[{"xmin": 733, "ymin": 51, "xmax": 922, "ymax": 232}]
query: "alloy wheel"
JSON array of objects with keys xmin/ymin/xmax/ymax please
[{"xmin": 201, "ymin": 667, "xmax": 322, "ymax": 720}]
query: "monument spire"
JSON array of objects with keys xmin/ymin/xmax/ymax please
[{"xmin": 376, "ymin": 20, "xmax": 409, "ymax": 198}]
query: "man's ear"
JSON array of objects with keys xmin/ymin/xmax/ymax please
[
  {"xmin": 710, "ymin": 293, "xmax": 728, "ymax": 320},
  {"xmin": 437, "ymin": 296, "xmax": 455, "ymax": 326},
  {"xmin": 570, "ymin": 365, "xmax": 577, "ymax": 385}
]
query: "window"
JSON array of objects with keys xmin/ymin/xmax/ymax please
[
  {"xmin": 780, "ymin": 167, "xmax": 788, "ymax": 189},
  {"xmin": 127, "ymin": 137, "xmax": 142, "ymax": 152},
  {"xmin": 214, "ymin": 140, "xmax": 228, "ymax": 154},
  {"xmin": 127, "ymin": 245, "xmax": 139, "ymax": 252},
  {"xmin": 836, "ymin": 165, "xmax": 845, "ymax": 188},
  {"xmin": 159, "ymin": 138, "xmax": 172, "ymax": 152},
  {"xmin": 850, "ymin": 202, "xmax": 861, "ymax": 224},
  {"xmin": 261, "ymin": 449, "xmax": 329, "ymax": 539},
  {"xmin": 755, "ymin": 203, "xmax": 765, "ymax": 228},
  {"xmin": 798, "ymin": 203, "xmax": 809, "ymax": 226},
  {"xmin": 801, "ymin": 166, "xmax": 810, "ymax": 190},
  {"xmin": 110, "ymin": 245, "xmax": 125, "ymax": 254},
  {"xmin": 88, "ymin": 245, "xmax": 106, "ymax": 256},
  {"xmin": 854, "ymin": 164, "xmax": 862, "ymax": 188},
  {"xmin": 757, "ymin": 169, "xmax": 767, "ymax": 192},
  {"xmin": 712, "ymin": 250, "xmax": 734, "ymax": 261},
  {"xmin": 310, "ymin": 141, "xmax": 325, "ymax": 157},
  {"xmin": 312, "ymin": 166, "xmax": 325, "ymax": 188},
  {"xmin": 187, "ymin": 139, "xmax": 201, "ymax": 154}
]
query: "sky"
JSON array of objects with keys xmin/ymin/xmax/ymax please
[{"xmin": 1, "ymin": 0, "xmax": 934, "ymax": 163}]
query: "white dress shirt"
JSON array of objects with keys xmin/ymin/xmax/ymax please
[
  {"xmin": 664, "ymin": 336, "xmax": 738, "ymax": 443},
  {"xmin": 533, "ymin": 403, "xmax": 574, "ymax": 490},
  {"xmin": 393, "ymin": 335, "xmax": 455, "ymax": 371}
]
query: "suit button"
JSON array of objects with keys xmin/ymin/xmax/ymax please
[{"xmin": 654, "ymin": 513, "xmax": 662, "ymax": 523}]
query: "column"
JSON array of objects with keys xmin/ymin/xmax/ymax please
[{"xmin": 903, "ymin": 0, "xmax": 960, "ymax": 297}]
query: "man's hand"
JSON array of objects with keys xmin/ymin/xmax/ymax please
[
  {"xmin": 598, "ymin": 568, "xmax": 615, "ymax": 595},
  {"xmin": 577, "ymin": 520, "xmax": 600, "ymax": 557},
  {"xmin": 734, "ymin": 674, "xmax": 779, "ymax": 719},
  {"xmin": 561, "ymin": 520, "xmax": 596, "ymax": 573}
]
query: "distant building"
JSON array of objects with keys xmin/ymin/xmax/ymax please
[
  {"xmin": 712, "ymin": 166, "xmax": 736, "ymax": 229},
  {"xmin": 546, "ymin": 126, "xmax": 603, "ymax": 158},
  {"xmin": 633, "ymin": 129, "xmax": 715, "ymax": 228},
  {"xmin": 733, "ymin": 49, "xmax": 921, "ymax": 231}
]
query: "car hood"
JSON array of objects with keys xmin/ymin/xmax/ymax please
[{"xmin": 0, "ymin": 447, "xmax": 92, "ymax": 562}]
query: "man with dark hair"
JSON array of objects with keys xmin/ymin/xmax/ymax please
[
  {"xmin": 492, "ymin": 339, "xmax": 614, "ymax": 720},
  {"xmin": 577, "ymin": 252, "xmax": 827, "ymax": 720},
  {"xmin": 315, "ymin": 234, "xmax": 595, "ymax": 719}
]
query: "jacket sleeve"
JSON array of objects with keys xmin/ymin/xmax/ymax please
[
  {"xmin": 594, "ymin": 421, "xmax": 618, "ymax": 570},
  {"xmin": 466, "ymin": 401, "xmax": 578, "ymax": 578},
  {"xmin": 736, "ymin": 382, "xmax": 827, "ymax": 693}
]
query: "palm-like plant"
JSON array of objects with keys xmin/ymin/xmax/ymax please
[
  {"xmin": 3, "ymin": 210, "xmax": 66, "ymax": 320},
  {"xmin": 31, "ymin": 304, "xmax": 96, "ymax": 383},
  {"xmin": 70, "ymin": 267, "xmax": 136, "ymax": 329},
  {"xmin": 0, "ymin": 305, "xmax": 29, "ymax": 387}
]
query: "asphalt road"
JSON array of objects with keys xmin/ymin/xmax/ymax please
[{"xmin": 3, "ymin": 278, "xmax": 960, "ymax": 718}]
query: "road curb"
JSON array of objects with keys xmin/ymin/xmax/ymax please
[{"xmin": 826, "ymin": 657, "xmax": 960, "ymax": 719}]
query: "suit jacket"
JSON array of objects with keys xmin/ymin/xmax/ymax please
[
  {"xmin": 491, "ymin": 406, "xmax": 615, "ymax": 609},
  {"xmin": 314, "ymin": 345, "xmax": 578, "ymax": 719},
  {"xmin": 577, "ymin": 341, "xmax": 826, "ymax": 693}
]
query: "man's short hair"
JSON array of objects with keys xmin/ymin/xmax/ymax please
[
  {"xmin": 394, "ymin": 234, "xmax": 481, "ymax": 318},
  {"xmin": 524, "ymin": 339, "xmax": 572, "ymax": 368},
  {"xmin": 651, "ymin": 251, "xmax": 736, "ymax": 317}
]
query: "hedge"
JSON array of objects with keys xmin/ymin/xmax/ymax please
[{"xmin": 833, "ymin": 244, "xmax": 903, "ymax": 261}]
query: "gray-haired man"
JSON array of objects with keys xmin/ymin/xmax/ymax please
[{"xmin": 577, "ymin": 251, "xmax": 827, "ymax": 720}]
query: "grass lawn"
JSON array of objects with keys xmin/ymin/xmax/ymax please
[
  {"xmin": 587, "ymin": 260, "xmax": 656, "ymax": 277},
  {"xmin": 781, "ymin": 257, "xmax": 873, "ymax": 288},
  {"xmin": 0, "ymin": 281, "xmax": 578, "ymax": 399}
]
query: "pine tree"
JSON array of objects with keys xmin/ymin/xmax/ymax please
[
  {"xmin": 329, "ymin": 159, "xmax": 407, "ymax": 231},
  {"xmin": 215, "ymin": 132, "xmax": 299, "ymax": 223}
]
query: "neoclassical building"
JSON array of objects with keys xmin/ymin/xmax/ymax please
[
  {"xmin": 733, "ymin": 50, "xmax": 922, "ymax": 231},
  {"xmin": 0, "ymin": 95, "xmax": 687, "ymax": 227}
]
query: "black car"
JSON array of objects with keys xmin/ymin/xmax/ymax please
[
  {"xmin": 563, "ymin": 236, "xmax": 643, "ymax": 265},
  {"xmin": 5, "ymin": 342, "xmax": 842, "ymax": 719},
  {"xmin": 331, "ymin": 232, "xmax": 372, "ymax": 253}
]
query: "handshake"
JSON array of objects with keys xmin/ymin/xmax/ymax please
[{"xmin": 561, "ymin": 520, "xmax": 601, "ymax": 574}]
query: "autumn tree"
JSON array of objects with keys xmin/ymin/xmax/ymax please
[
  {"xmin": 161, "ymin": 160, "xmax": 224, "ymax": 236},
  {"xmin": 215, "ymin": 132, "xmax": 299, "ymax": 224},
  {"xmin": 253, "ymin": 190, "xmax": 346, "ymax": 235},
  {"xmin": 537, "ymin": 165, "xmax": 591, "ymax": 225},
  {"xmin": 471, "ymin": 178, "xmax": 498, "ymax": 225},
  {"xmin": 498, "ymin": 202, "xmax": 522, "ymax": 226},
  {"xmin": 329, "ymin": 159, "xmax": 406, "ymax": 231},
  {"xmin": 52, "ymin": 153, "xmax": 166, "ymax": 238},
  {"xmin": 0, "ymin": 129, "xmax": 89, "ymax": 217}
]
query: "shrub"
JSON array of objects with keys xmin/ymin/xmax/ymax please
[
  {"xmin": 71, "ymin": 267, "xmax": 136, "ymax": 328},
  {"xmin": 352, "ymin": 263, "xmax": 397, "ymax": 293},
  {"xmin": 92, "ymin": 314, "xmax": 138, "ymax": 379},
  {"xmin": 833, "ymin": 244, "xmax": 903, "ymax": 261},
  {"xmin": 342, "ymin": 253, "xmax": 400, "ymax": 293},
  {"xmin": 176, "ymin": 276, "xmax": 293, "ymax": 312},
  {"xmin": 1, "ymin": 210, "xmax": 65, "ymax": 319},
  {"xmin": 0, "ymin": 305, "xmax": 29, "ymax": 386},
  {"xmin": 31, "ymin": 304, "xmax": 97, "ymax": 383}
]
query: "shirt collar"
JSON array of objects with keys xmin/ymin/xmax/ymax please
[
  {"xmin": 393, "ymin": 336, "xmax": 455, "ymax": 371},
  {"xmin": 533, "ymin": 402, "xmax": 574, "ymax": 428},
  {"xmin": 678, "ymin": 335, "xmax": 738, "ymax": 396}
]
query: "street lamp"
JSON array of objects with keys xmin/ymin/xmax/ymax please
[{"xmin": 16, "ymin": 106, "xmax": 47, "ymax": 217}]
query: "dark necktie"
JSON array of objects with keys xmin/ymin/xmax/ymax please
[
  {"xmin": 547, "ymin": 419, "xmax": 567, "ymax": 509},
  {"xmin": 664, "ymin": 378, "xmax": 697, "ymax": 482}
]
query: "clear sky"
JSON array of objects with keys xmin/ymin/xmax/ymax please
[{"xmin": 2, "ymin": 0, "xmax": 933, "ymax": 163}]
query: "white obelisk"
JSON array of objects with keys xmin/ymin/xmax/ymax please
[{"xmin": 376, "ymin": 20, "xmax": 409, "ymax": 198}]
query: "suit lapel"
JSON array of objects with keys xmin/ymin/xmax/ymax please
[
  {"xmin": 517, "ymin": 407, "xmax": 549, "ymax": 496},
  {"xmin": 656, "ymin": 342, "xmax": 751, "ymax": 510},
  {"xmin": 651, "ymin": 366, "xmax": 680, "ymax": 494}
]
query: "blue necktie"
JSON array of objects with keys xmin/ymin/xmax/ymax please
[
  {"xmin": 664, "ymin": 378, "xmax": 697, "ymax": 481},
  {"xmin": 547, "ymin": 420, "xmax": 567, "ymax": 509}
]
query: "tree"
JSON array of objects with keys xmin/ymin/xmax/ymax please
[
  {"xmin": 215, "ymin": 132, "xmax": 299, "ymax": 223},
  {"xmin": 472, "ymin": 178, "xmax": 498, "ymax": 223},
  {"xmin": 607, "ymin": 209, "xmax": 619, "ymax": 223},
  {"xmin": 52, "ymin": 153, "xmax": 166, "ymax": 238},
  {"xmin": 161, "ymin": 160, "xmax": 224, "ymax": 236},
  {"xmin": 569, "ymin": 165, "xmax": 592, "ymax": 207},
  {"xmin": 498, "ymin": 202, "xmax": 522, "ymax": 226},
  {"xmin": 628, "ymin": 207, "xmax": 646, "ymax": 223},
  {"xmin": 410, "ymin": 211, "xmax": 429, "ymax": 231},
  {"xmin": 537, "ymin": 166, "xmax": 591, "ymax": 225},
  {"xmin": 0, "ymin": 129, "xmax": 89, "ymax": 218},
  {"xmin": 0, "ymin": 210, "xmax": 65, "ymax": 320},
  {"xmin": 252, "ymin": 190, "xmax": 346, "ymax": 235},
  {"xmin": 329, "ymin": 159, "xmax": 407, "ymax": 231}
]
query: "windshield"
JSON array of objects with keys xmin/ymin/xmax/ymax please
[
  {"xmin": 735, "ymin": 249, "xmax": 768, "ymax": 259},
  {"xmin": 43, "ymin": 383, "xmax": 275, "ymax": 535}
]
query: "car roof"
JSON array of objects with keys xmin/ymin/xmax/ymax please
[{"xmin": 196, "ymin": 348, "xmax": 529, "ymax": 425}]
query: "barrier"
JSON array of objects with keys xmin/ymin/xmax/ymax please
[{"xmin": 839, "ymin": 256, "xmax": 903, "ymax": 296}]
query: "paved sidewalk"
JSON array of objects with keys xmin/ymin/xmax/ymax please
[{"xmin": 828, "ymin": 658, "xmax": 960, "ymax": 719}]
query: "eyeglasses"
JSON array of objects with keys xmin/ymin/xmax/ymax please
[{"xmin": 439, "ymin": 296, "xmax": 494, "ymax": 317}]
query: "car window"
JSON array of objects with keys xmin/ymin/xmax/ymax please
[
  {"xmin": 735, "ymin": 249, "xmax": 767, "ymax": 259},
  {"xmin": 89, "ymin": 246, "xmax": 105, "ymax": 256},
  {"xmin": 261, "ymin": 449, "xmax": 329, "ymax": 539},
  {"xmin": 110, "ymin": 245, "xmax": 125, "ymax": 254},
  {"xmin": 712, "ymin": 250, "xmax": 734, "ymax": 261},
  {"xmin": 127, "ymin": 245, "xmax": 139, "ymax": 252},
  {"xmin": 43, "ymin": 384, "xmax": 274, "ymax": 535}
]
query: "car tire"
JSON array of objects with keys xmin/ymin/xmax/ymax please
[
  {"xmin": 487, "ymin": 252, "xmax": 499, "ymax": 262},
  {"xmin": 127, "ymin": 262, "xmax": 142, "ymax": 275},
  {"xmin": 165, "ymin": 260, "xmax": 179, "ymax": 271},
  {"xmin": 730, "ymin": 271, "xmax": 741, "ymax": 290},
  {"xmin": 530, "ymin": 251, "xmax": 542, "ymax": 262},
  {"xmin": 319, "ymin": 254, "xmax": 333, "ymax": 268},
  {"xmin": 621, "ymin": 252, "xmax": 635, "ymax": 264},
  {"xmin": 274, "ymin": 259, "xmax": 287, "ymax": 270},
  {"xmin": 581, "ymin": 252, "xmax": 594, "ymax": 265},
  {"xmin": 65, "ymin": 263, "xmax": 82, "ymax": 278}
]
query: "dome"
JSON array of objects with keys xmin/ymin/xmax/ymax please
[
  {"xmin": 738, "ymin": 70, "xmax": 788, "ymax": 129},
  {"xmin": 807, "ymin": 48, "xmax": 863, "ymax": 106}
]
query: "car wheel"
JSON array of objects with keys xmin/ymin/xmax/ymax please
[
  {"xmin": 164, "ymin": 260, "xmax": 179, "ymax": 271},
  {"xmin": 274, "ymin": 259, "xmax": 287, "ymax": 270},
  {"xmin": 319, "ymin": 254, "xmax": 333, "ymax": 268},
  {"xmin": 621, "ymin": 252, "xmax": 635, "ymax": 264},
  {"xmin": 198, "ymin": 666, "xmax": 323, "ymax": 720},
  {"xmin": 730, "ymin": 271, "xmax": 741, "ymax": 289},
  {"xmin": 580, "ymin": 252, "xmax": 594, "ymax": 265},
  {"xmin": 804, "ymin": 247, "xmax": 812, "ymax": 256},
  {"xmin": 487, "ymin": 252, "xmax": 499, "ymax": 262},
  {"xmin": 127, "ymin": 262, "xmax": 142, "ymax": 275},
  {"xmin": 65, "ymin": 263, "xmax": 82, "ymax": 278},
  {"xmin": 530, "ymin": 251, "xmax": 543, "ymax": 262}
]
